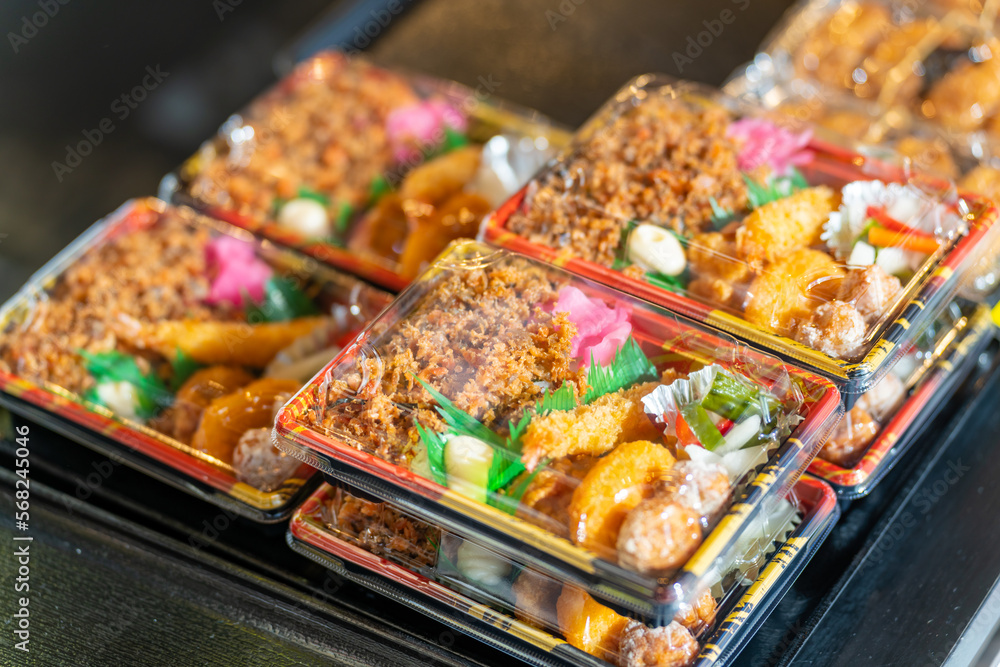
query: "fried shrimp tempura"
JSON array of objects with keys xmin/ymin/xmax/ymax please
[
  {"xmin": 736, "ymin": 186, "xmax": 837, "ymax": 271},
  {"xmin": 744, "ymin": 249, "xmax": 844, "ymax": 336},
  {"xmin": 520, "ymin": 381, "xmax": 662, "ymax": 469}
]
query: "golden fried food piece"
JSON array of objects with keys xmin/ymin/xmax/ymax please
[
  {"xmin": 154, "ymin": 366, "xmax": 255, "ymax": 443},
  {"xmin": 521, "ymin": 382, "xmax": 663, "ymax": 470},
  {"xmin": 744, "ymin": 249, "xmax": 845, "ymax": 336},
  {"xmin": 567, "ymin": 440, "xmax": 676, "ymax": 559},
  {"xmin": 688, "ymin": 232, "xmax": 752, "ymax": 283},
  {"xmin": 347, "ymin": 194, "xmax": 409, "ymax": 261},
  {"xmin": 959, "ymin": 165, "xmax": 1000, "ymax": 203},
  {"xmin": 894, "ymin": 137, "xmax": 959, "ymax": 180},
  {"xmin": 674, "ymin": 589, "xmax": 717, "ymax": 637},
  {"xmin": 856, "ymin": 371, "xmax": 905, "ymax": 421},
  {"xmin": 515, "ymin": 455, "xmax": 598, "ymax": 537},
  {"xmin": 117, "ymin": 316, "xmax": 326, "ymax": 368},
  {"xmin": 619, "ymin": 620, "xmax": 699, "ymax": 667},
  {"xmin": 398, "ymin": 192, "xmax": 492, "ymax": 279},
  {"xmin": 796, "ymin": 2, "xmax": 892, "ymax": 86},
  {"xmin": 736, "ymin": 186, "xmax": 837, "ymax": 271},
  {"xmin": 191, "ymin": 378, "xmax": 300, "ymax": 464},
  {"xmin": 659, "ymin": 460, "xmax": 731, "ymax": 519},
  {"xmin": 556, "ymin": 586, "xmax": 630, "ymax": 662},
  {"xmin": 925, "ymin": 50, "xmax": 1000, "ymax": 132},
  {"xmin": 399, "ymin": 146, "xmax": 482, "ymax": 204},
  {"xmin": 511, "ymin": 570, "xmax": 562, "ymax": 628},
  {"xmin": 837, "ymin": 265, "xmax": 902, "ymax": 325},
  {"xmin": 820, "ymin": 405, "xmax": 879, "ymax": 466},
  {"xmin": 794, "ymin": 300, "xmax": 868, "ymax": 359},
  {"xmin": 616, "ymin": 497, "xmax": 703, "ymax": 576}
]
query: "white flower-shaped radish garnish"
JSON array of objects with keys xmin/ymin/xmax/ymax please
[
  {"xmin": 823, "ymin": 180, "xmax": 961, "ymax": 271},
  {"xmin": 627, "ymin": 224, "xmax": 687, "ymax": 276},
  {"xmin": 277, "ymin": 198, "xmax": 331, "ymax": 238}
]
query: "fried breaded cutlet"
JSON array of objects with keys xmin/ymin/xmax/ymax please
[
  {"xmin": 735, "ymin": 186, "xmax": 837, "ymax": 271},
  {"xmin": 744, "ymin": 248, "xmax": 845, "ymax": 337},
  {"xmin": 521, "ymin": 381, "xmax": 663, "ymax": 470}
]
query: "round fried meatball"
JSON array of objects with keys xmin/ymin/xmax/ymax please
[
  {"xmin": 232, "ymin": 427, "xmax": 302, "ymax": 492},
  {"xmin": 619, "ymin": 620, "xmax": 699, "ymax": 667},
  {"xmin": 837, "ymin": 265, "xmax": 902, "ymax": 325},
  {"xmin": 855, "ymin": 371, "xmax": 905, "ymax": 422},
  {"xmin": 659, "ymin": 461, "xmax": 731, "ymax": 520},
  {"xmin": 511, "ymin": 570, "xmax": 561, "ymax": 628},
  {"xmin": 794, "ymin": 300, "xmax": 866, "ymax": 359},
  {"xmin": 820, "ymin": 406, "xmax": 879, "ymax": 467},
  {"xmin": 673, "ymin": 589, "xmax": 717, "ymax": 637},
  {"xmin": 617, "ymin": 498, "xmax": 702, "ymax": 576}
]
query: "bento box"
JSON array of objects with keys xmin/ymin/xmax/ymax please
[
  {"xmin": 288, "ymin": 476, "xmax": 839, "ymax": 667},
  {"xmin": 161, "ymin": 50, "xmax": 570, "ymax": 292},
  {"xmin": 809, "ymin": 301, "xmax": 995, "ymax": 497},
  {"xmin": 755, "ymin": 0, "xmax": 1000, "ymax": 148},
  {"xmin": 274, "ymin": 240, "xmax": 842, "ymax": 620},
  {"xmin": 0, "ymin": 198, "xmax": 392, "ymax": 522},
  {"xmin": 483, "ymin": 74, "xmax": 999, "ymax": 393}
]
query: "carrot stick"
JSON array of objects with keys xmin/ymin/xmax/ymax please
[
  {"xmin": 868, "ymin": 226, "xmax": 941, "ymax": 254},
  {"xmin": 866, "ymin": 205, "xmax": 935, "ymax": 238}
]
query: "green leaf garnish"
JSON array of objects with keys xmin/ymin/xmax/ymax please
[
  {"xmin": 581, "ymin": 337, "xmax": 657, "ymax": 404},
  {"xmin": 506, "ymin": 411, "xmax": 533, "ymax": 446},
  {"xmin": 335, "ymin": 201, "xmax": 354, "ymax": 236},
  {"xmin": 415, "ymin": 421, "xmax": 449, "ymax": 486},
  {"xmin": 536, "ymin": 384, "xmax": 578, "ymax": 415},
  {"xmin": 297, "ymin": 186, "xmax": 331, "ymax": 207},
  {"xmin": 78, "ymin": 350, "xmax": 171, "ymax": 419},
  {"xmin": 788, "ymin": 166, "xmax": 809, "ymax": 189},
  {"xmin": 742, "ymin": 170, "xmax": 808, "ymax": 209},
  {"xmin": 709, "ymin": 197, "xmax": 736, "ymax": 228},
  {"xmin": 487, "ymin": 448, "xmax": 525, "ymax": 492},
  {"xmin": 369, "ymin": 174, "xmax": 391, "ymax": 203},
  {"xmin": 443, "ymin": 127, "xmax": 469, "ymax": 152},
  {"xmin": 645, "ymin": 271, "xmax": 687, "ymax": 293},
  {"xmin": 244, "ymin": 276, "xmax": 320, "ymax": 323},
  {"xmin": 488, "ymin": 459, "xmax": 549, "ymax": 515},
  {"xmin": 169, "ymin": 348, "xmax": 203, "ymax": 391},
  {"xmin": 414, "ymin": 376, "xmax": 506, "ymax": 449}
]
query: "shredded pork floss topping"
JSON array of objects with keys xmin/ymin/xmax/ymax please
[
  {"xmin": 308, "ymin": 261, "xmax": 583, "ymax": 464},
  {"xmin": 508, "ymin": 96, "xmax": 748, "ymax": 266}
]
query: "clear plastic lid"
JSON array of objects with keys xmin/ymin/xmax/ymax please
[
  {"xmin": 288, "ymin": 475, "xmax": 840, "ymax": 667},
  {"xmin": 0, "ymin": 198, "xmax": 391, "ymax": 519},
  {"xmin": 484, "ymin": 73, "xmax": 999, "ymax": 393},
  {"xmin": 166, "ymin": 50, "xmax": 568, "ymax": 290},
  {"xmin": 275, "ymin": 240, "xmax": 841, "ymax": 620}
]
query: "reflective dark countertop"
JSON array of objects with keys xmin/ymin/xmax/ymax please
[{"xmin": 3, "ymin": 1, "xmax": 1000, "ymax": 665}]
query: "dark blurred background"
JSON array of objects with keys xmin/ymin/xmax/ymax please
[{"xmin": 0, "ymin": 0, "xmax": 795, "ymax": 300}]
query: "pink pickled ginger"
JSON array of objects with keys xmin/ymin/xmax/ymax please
[
  {"xmin": 726, "ymin": 117, "xmax": 813, "ymax": 176},
  {"xmin": 204, "ymin": 236, "xmax": 273, "ymax": 308},
  {"xmin": 554, "ymin": 286, "xmax": 632, "ymax": 366}
]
